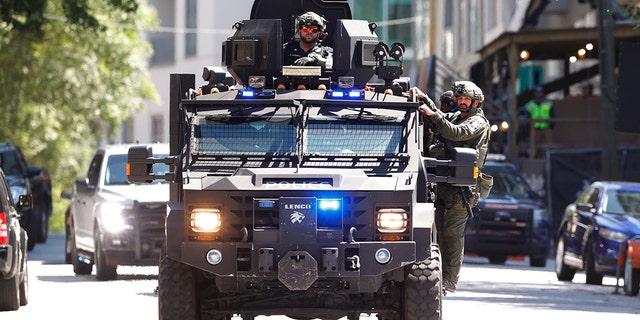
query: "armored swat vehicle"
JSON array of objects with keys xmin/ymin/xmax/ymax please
[{"xmin": 127, "ymin": 1, "xmax": 478, "ymax": 319}]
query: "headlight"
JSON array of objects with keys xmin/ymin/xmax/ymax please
[
  {"xmin": 599, "ymin": 227, "xmax": 628, "ymax": 242},
  {"xmin": 100, "ymin": 203, "xmax": 130, "ymax": 232},
  {"xmin": 190, "ymin": 208, "xmax": 222, "ymax": 232},
  {"xmin": 377, "ymin": 209, "xmax": 408, "ymax": 233}
]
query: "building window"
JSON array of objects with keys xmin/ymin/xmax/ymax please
[
  {"xmin": 444, "ymin": 0, "xmax": 453, "ymax": 28},
  {"xmin": 486, "ymin": 0, "xmax": 496, "ymax": 29},
  {"xmin": 467, "ymin": 0, "xmax": 480, "ymax": 52},
  {"xmin": 151, "ymin": 114, "xmax": 164, "ymax": 143},
  {"xmin": 149, "ymin": 0, "xmax": 176, "ymax": 66},
  {"xmin": 185, "ymin": 0, "xmax": 197, "ymax": 57},
  {"xmin": 122, "ymin": 118, "xmax": 134, "ymax": 143}
]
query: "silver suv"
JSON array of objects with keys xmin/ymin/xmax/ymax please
[{"xmin": 67, "ymin": 143, "xmax": 170, "ymax": 280}]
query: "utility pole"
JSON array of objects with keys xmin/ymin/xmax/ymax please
[{"xmin": 597, "ymin": 0, "xmax": 619, "ymax": 180}]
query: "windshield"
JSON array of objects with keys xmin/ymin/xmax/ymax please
[
  {"xmin": 0, "ymin": 150, "xmax": 21, "ymax": 176},
  {"xmin": 484, "ymin": 167, "xmax": 535, "ymax": 199},
  {"xmin": 194, "ymin": 117, "xmax": 295, "ymax": 154},
  {"xmin": 192, "ymin": 104, "xmax": 297, "ymax": 155},
  {"xmin": 105, "ymin": 154, "xmax": 170, "ymax": 185},
  {"xmin": 304, "ymin": 121, "xmax": 402, "ymax": 154},
  {"xmin": 602, "ymin": 189, "xmax": 640, "ymax": 217}
]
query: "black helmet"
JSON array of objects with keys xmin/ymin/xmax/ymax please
[
  {"xmin": 439, "ymin": 90, "xmax": 454, "ymax": 103},
  {"xmin": 296, "ymin": 11, "xmax": 327, "ymax": 32}
]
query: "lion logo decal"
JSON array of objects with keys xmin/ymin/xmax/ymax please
[{"xmin": 290, "ymin": 211, "xmax": 305, "ymax": 224}]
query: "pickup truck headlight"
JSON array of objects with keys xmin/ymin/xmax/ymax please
[
  {"xmin": 100, "ymin": 203, "xmax": 130, "ymax": 232},
  {"xmin": 190, "ymin": 208, "xmax": 222, "ymax": 232},
  {"xmin": 376, "ymin": 208, "xmax": 408, "ymax": 233}
]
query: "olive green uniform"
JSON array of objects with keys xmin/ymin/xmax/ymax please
[{"xmin": 421, "ymin": 98, "xmax": 491, "ymax": 287}]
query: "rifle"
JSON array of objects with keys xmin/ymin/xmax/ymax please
[
  {"xmin": 434, "ymin": 132, "xmax": 475, "ymax": 218},
  {"xmin": 459, "ymin": 186, "xmax": 475, "ymax": 218}
]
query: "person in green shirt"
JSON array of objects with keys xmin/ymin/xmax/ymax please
[{"xmin": 524, "ymin": 85, "xmax": 554, "ymax": 158}]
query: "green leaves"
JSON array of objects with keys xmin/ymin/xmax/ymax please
[{"xmin": 0, "ymin": 0, "xmax": 159, "ymax": 204}]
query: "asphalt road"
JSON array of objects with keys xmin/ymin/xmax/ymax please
[{"xmin": 3, "ymin": 234, "xmax": 640, "ymax": 319}]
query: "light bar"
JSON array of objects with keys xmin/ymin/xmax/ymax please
[
  {"xmin": 242, "ymin": 90, "xmax": 257, "ymax": 98},
  {"xmin": 329, "ymin": 89, "xmax": 364, "ymax": 100}
]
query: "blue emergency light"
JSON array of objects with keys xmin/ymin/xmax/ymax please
[
  {"xmin": 329, "ymin": 89, "xmax": 364, "ymax": 100},
  {"xmin": 317, "ymin": 198, "xmax": 343, "ymax": 228}
]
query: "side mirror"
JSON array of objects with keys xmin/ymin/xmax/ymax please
[
  {"xmin": 576, "ymin": 202, "xmax": 595, "ymax": 213},
  {"xmin": 18, "ymin": 194, "xmax": 32, "ymax": 209},
  {"xmin": 74, "ymin": 178, "xmax": 91, "ymax": 193},
  {"xmin": 60, "ymin": 190, "xmax": 72, "ymax": 200},
  {"xmin": 127, "ymin": 145, "xmax": 154, "ymax": 183}
]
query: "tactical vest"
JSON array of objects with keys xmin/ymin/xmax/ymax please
[{"xmin": 526, "ymin": 101, "xmax": 552, "ymax": 129}]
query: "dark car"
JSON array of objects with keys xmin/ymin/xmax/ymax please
[
  {"xmin": 555, "ymin": 181, "xmax": 640, "ymax": 285},
  {"xmin": 0, "ymin": 168, "xmax": 31, "ymax": 311},
  {"xmin": 0, "ymin": 143, "xmax": 52, "ymax": 250},
  {"xmin": 464, "ymin": 158, "xmax": 551, "ymax": 267}
]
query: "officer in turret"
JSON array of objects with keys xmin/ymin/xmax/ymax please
[{"xmin": 283, "ymin": 11, "xmax": 333, "ymax": 69}]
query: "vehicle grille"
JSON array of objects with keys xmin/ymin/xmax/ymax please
[
  {"xmin": 124, "ymin": 202, "xmax": 167, "ymax": 258},
  {"xmin": 472, "ymin": 207, "xmax": 532, "ymax": 244}
]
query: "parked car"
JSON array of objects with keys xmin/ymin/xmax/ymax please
[
  {"xmin": 0, "ymin": 143, "xmax": 52, "ymax": 250},
  {"xmin": 555, "ymin": 181, "xmax": 640, "ymax": 285},
  {"xmin": 0, "ymin": 168, "xmax": 32, "ymax": 311},
  {"xmin": 464, "ymin": 157, "xmax": 551, "ymax": 267},
  {"xmin": 67, "ymin": 143, "xmax": 170, "ymax": 280}
]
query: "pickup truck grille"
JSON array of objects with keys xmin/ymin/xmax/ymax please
[
  {"xmin": 472, "ymin": 208, "xmax": 532, "ymax": 244},
  {"xmin": 122, "ymin": 202, "xmax": 167, "ymax": 258}
]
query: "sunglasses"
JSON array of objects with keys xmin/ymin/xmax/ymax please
[{"xmin": 300, "ymin": 26, "xmax": 319, "ymax": 33}]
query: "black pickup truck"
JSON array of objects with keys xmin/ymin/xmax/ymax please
[{"xmin": 0, "ymin": 143, "xmax": 52, "ymax": 250}]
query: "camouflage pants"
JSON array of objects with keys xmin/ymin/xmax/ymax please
[{"xmin": 434, "ymin": 183, "xmax": 469, "ymax": 286}]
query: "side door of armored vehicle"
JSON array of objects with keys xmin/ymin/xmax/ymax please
[{"xmin": 72, "ymin": 150, "xmax": 105, "ymax": 250}]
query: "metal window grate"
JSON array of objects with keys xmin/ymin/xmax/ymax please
[
  {"xmin": 194, "ymin": 123, "xmax": 296, "ymax": 154},
  {"xmin": 304, "ymin": 123, "xmax": 402, "ymax": 154}
]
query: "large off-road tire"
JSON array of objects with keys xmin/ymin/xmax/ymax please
[
  {"xmin": 70, "ymin": 219, "xmax": 93, "ymax": 275},
  {"xmin": 555, "ymin": 236, "xmax": 576, "ymax": 281},
  {"xmin": 159, "ymin": 245, "xmax": 199, "ymax": 320},
  {"xmin": 94, "ymin": 229, "xmax": 117, "ymax": 281},
  {"xmin": 19, "ymin": 257, "xmax": 28, "ymax": 306},
  {"xmin": 624, "ymin": 254, "xmax": 640, "ymax": 296},
  {"xmin": 584, "ymin": 238, "xmax": 603, "ymax": 285},
  {"xmin": 0, "ymin": 269, "xmax": 20, "ymax": 311},
  {"xmin": 403, "ymin": 243, "xmax": 443, "ymax": 320}
]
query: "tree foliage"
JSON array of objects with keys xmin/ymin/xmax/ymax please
[
  {"xmin": 620, "ymin": 1, "xmax": 640, "ymax": 27},
  {"xmin": 0, "ymin": 0, "xmax": 158, "ymax": 201}
]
